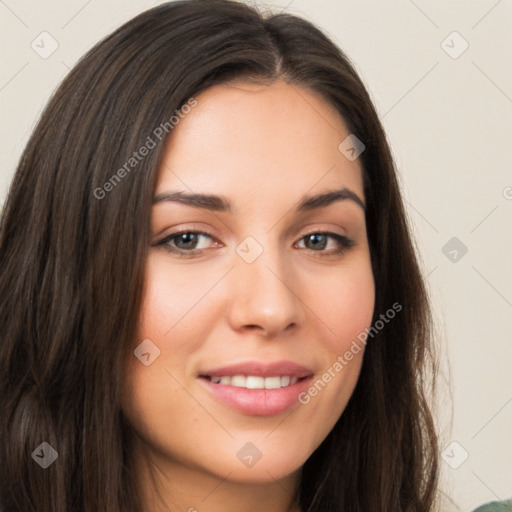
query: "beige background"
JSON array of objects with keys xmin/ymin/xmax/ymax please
[{"xmin": 1, "ymin": 1, "xmax": 511, "ymax": 510}]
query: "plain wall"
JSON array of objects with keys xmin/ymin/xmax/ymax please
[{"xmin": 1, "ymin": 1, "xmax": 511, "ymax": 510}]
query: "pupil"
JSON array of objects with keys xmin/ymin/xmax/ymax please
[
  {"xmin": 308, "ymin": 234, "xmax": 326, "ymax": 250},
  {"xmin": 178, "ymin": 233, "xmax": 197, "ymax": 249}
]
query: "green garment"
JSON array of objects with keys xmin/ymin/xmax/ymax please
[{"xmin": 472, "ymin": 499, "xmax": 512, "ymax": 512}]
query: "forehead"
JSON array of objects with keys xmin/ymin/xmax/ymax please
[{"xmin": 155, "ymin": 79, "xmax": 364, "ymax": 207}]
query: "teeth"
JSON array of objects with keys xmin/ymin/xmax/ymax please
[
  {"xmin": 246, "ymin": 376, "xmax": 264, "ymax": 389},
  {"xmin": 264, "ymin": 376, "xmax": 281, "ymax": 389},
  {"xmin": 231, "ymin": 375, "xmax": 246, "ymax": 387},
  {"xmin": 207, "ymin": 375, "xmax": 301, "ymax": 389}
]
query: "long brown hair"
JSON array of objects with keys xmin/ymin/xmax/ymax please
[{"xmin": 0, "ymin": 1, "xmax": 438, "ymax": 510}]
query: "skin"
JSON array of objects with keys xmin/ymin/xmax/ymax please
[{"xmin": 120, "ymin": 79, "xmax": 375, "ymax": 512}]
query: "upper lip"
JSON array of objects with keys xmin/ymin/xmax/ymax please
[{"xmin": 199, "ymin": 360, "xmax": 314, "ymax": 379}]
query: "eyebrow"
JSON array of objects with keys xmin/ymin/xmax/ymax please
[{"xmin": 153, "ymin": 187, "xmax": 365, "ymax": 212}]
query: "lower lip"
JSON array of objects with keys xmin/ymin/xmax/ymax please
[{"xmin": 199, "ymin": 376, "xmax": 313, "ymax": 416}]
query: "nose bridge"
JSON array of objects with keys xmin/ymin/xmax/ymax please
[{"xmin": 227, "ymin": 232, "xmax": 304, "ymax": 335}]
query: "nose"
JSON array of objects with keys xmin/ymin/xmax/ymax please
[{"xmin": 226, "ymin": 240, "xmax": 306, "ymax": 338}]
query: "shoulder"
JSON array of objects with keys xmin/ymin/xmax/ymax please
[{"xmin": 471, "ymin": 499, "xmax": 512, "ymax": 512}]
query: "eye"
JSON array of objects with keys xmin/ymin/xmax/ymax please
[
  {"xmin": 154, "ymin": 230, "xmax": 355, "ymax": 258},
  {"xmin": 295, "ymin": 232, "xmax": 355, "ymax": 256},
  {"xmin": 155, "ymin": 230, "xmax": 218, "ymax": 257}
]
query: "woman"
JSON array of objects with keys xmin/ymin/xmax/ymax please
[{"xmin": 0, "ymin": 1, "xmax": 439, "ymax": 510}]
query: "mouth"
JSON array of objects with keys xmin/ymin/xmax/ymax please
[
  {"xmin": 197, "ymin": 361, "xmax": 314, "ymax": 416},
  {"xmin": 199, "ymin": 374, "xmax": 309, "ymax": 389},
  {"xmin": 198, "ymin": 374, "xmax": 313, "ymax": 416}
]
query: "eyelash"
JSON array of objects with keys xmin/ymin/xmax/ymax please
[{"xmin": 155, "ymin": 229, "xmax": 355, "ymax": 259}]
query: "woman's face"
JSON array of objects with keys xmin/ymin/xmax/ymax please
[{"xmin": 121, "ymin": 79, "xmax": 375, "ymax": 486}]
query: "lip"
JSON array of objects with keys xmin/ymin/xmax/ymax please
[
  {"xmin": 198, "ymin": 360, "xmax": 314, "ymax": 379},
  {"xmin": 199, "ymin": 375, "xmax": 314, "ymax": 416},
  {"xmin": 197, "ymin": 360, "xmax": 314, "ymax": 416}
]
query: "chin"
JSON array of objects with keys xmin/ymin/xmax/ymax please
[
  {"xmin": 198, "ymin": 446, "xmax": 307, "ymax": 485},
  {"xmin": 218, "ymin": 462, "xmax": 302, "ymax": 485}
]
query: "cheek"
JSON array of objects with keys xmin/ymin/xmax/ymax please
[
  {"xmin": 313, "ymin": 260, "xmax": 375, "ymax": 354},
  {"xmin": 137, "ymin": 253, "xmax": 220, "ymax": 344},
  {"xmin": 142, "ymin": 255, "xmax": 188, "ymax": 324},
  {"xmin": 122, "ymin": 256, "xmax": 202, "ymax": 425},
  {"xmin": 300, "ymin": 263, "xmax": 374, "ymax": 439}
]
